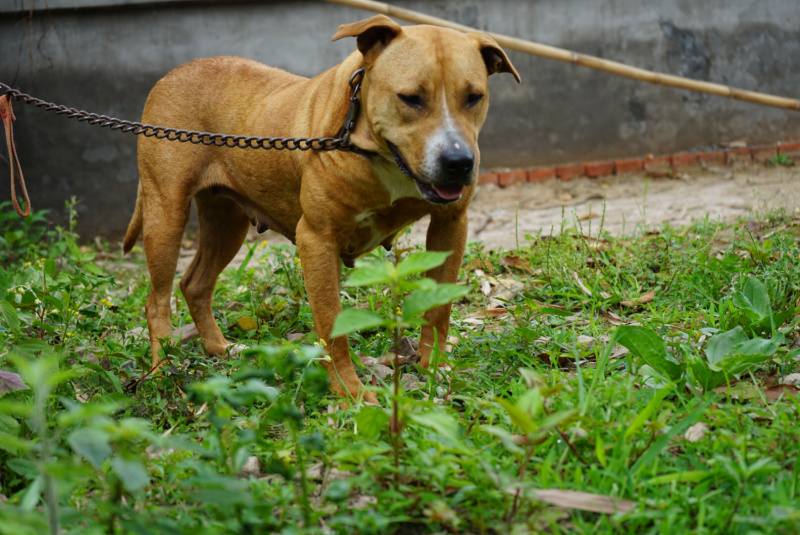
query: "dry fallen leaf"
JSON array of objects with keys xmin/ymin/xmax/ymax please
[
  {"xmin": 515, "ymin": 488, "xmax": 636, "ymax": 514},
  {"xmin": 235, "ymin": 316, "xmax": 259, "ymax": 333},
  {"xmin": 763, "ymin": 384, "xmax": 800, "ymax": 402},
  {"xmin": 465, "ymin": 257, "xmax": 495, "ymax": 273},
  {"xmin": 684, "ymin": 422, "xmax": 709, "ymax": 443},
  {"xmin": 501, "ymin": 254, "xmax": 535, "ymax": 274},
  {"xmin": 172, "ymin": 323, "xmax": 199, "ymax": 344},
  {"xmin": 780, "ymin": 373, "xmax": 800, "ymax": 386},
  {"xmin": 578, "ymin": 212, "xmax": 599, "ymax": 221},
  {"xmin": 620, "ymin": 290, "xmax": 656, "ymax": 307}
]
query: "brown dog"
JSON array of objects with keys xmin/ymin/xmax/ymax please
[{"xmin": 123, "ymin": 15, "xmax": 519, "ymax": 403}]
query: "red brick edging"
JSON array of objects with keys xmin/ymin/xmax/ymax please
[{"xmin": 478, "ymin": 141, "xmax": 800, "ymax": 187}]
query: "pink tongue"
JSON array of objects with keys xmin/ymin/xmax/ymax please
[{"xmin": 433, "ymin": 184, "xmax": 464, "ymax": 200}]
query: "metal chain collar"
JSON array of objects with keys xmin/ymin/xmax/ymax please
[{"xmin": 0, "ymin": 68, "xmax": 367, "ymax": 153}]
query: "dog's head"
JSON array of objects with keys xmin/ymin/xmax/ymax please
[{"xmin": 333, "ymin": 15, "xmax": 520, "ymax": 204}]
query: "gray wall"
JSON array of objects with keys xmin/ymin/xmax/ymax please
[{"xmin": 1, "ymin": 0, "xmax": 798, "ymax": 239}]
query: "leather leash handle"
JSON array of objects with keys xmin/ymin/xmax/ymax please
[{"xmin": 1, "ymin": 95, "xmax": 30, "ymax": 217}]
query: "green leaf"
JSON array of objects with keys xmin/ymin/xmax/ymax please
[
  {"xmin": 741, "ymin": 276, "xmax": 772, "ymax": 317},
  {"xmin": 497, "ymin": 398, "xmax": 538, "ymax": 435},
  {"xmin": 624, "ymin": 386, "xmax": 671, "ymax": 441},
  {"xmin": 409, "ymin": 410, "xmax": 467, "ymax": 450},
  {"xmin": 68, "ymin": 428, "xmax": 112, "ymax": 469},
  {"xmin": 615, "ymin": 326, "xmax": 682, "ymax": 381},
  {"xmin": 356, "ymin": 405, "xmax": 389, "ymax": 439},
  {"xmin": 632, "ymin": 398, "xmax": 711, "ymax": 476},
  {"xmin": 330, "ymin": 308, "xmax": 388, "ymax": 338},
  {"xmin": 344, "ymin": 261, "xmax": 394, "ymax": 287},
  {"xmin": 705, "ymin": 326, "xmax": 749, "ymax": 367},
  {"xmin": 402, "ymin": 283, "xmax": 469, "ymax": 318},
  {"xmin": 109, "ymin": 458, "xmax": 150, "ymax": 492},
  {"xmin": 0, "ymin": 371, "xmax": 28, "ymax": 396},
  {"xmin": 0, "ymin": 300, "xmax": 20, "ymax": 340},
  {"xmin": 397, "ymin": 251, "xmax": 452, "ymax": 278},
  {"xmin": 64, "ymin": 235, "xmax": 81, "ymax": 262}
]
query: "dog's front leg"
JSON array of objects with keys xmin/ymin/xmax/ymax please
[
  {"xmin": 418, "ymin": 208, "xmax": 469, "ymax": 369},
  {"xmin": 296, "ymin": 217, "xmax": 377, "ymax": 404}
]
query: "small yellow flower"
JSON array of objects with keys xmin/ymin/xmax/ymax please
[
  {"xmin": 258, "ymin": 240, "xmax": 269, "ymax": 249},
  {"xmin": 100, "ymin": 299, "xmax": 112, "ymax": 307},
  {"xmin": 323, "ymin": 354, "xmax": 332, "ymax": 362},
  {"xmin": 319, "ymin": 339, "xmax": 327, "ymax": 347},
  {"xmin": 395, "ymin": 306, "xmax": 402, "ymax": 316},
  {"xmin": 65, "ymin": 332, "xmax": 74, "ymax": 338},
  {"xmin": 24, "ymin": 262, "xmax": 31, "ymax": 268},
  {"xmin": 259, "ymin": 258, "xmax": 267, "ymax": 265}
]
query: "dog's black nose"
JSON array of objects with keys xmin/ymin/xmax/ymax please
[{"xmin": 439, "ymin": 148, "xmax": 474, "ymax": 182}]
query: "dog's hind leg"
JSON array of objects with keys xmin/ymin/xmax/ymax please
[
  {"xmin": 142, "ymin": 193, "xmax": 191, "ymax": 372},
  {"xmin": 179, "ymin": 189, "xmax": 250, "ymax": 356}
]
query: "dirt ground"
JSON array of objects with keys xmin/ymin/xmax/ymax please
[{"xmin": 180, "ymin": 162, "xmax": 799, "ymax": 273}]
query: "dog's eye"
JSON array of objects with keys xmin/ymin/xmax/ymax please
[
  {"xmin": 398, "ymin": 94, "xmax": 423, "ymax": 109},
  {"xmin": 467, "ymin": 93, "xmax": 484, "ymax": 108}
]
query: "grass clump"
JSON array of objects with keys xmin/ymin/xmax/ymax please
[{"xmin": 0, "ymin": 200, "xmax": 799, "ymax": 534}]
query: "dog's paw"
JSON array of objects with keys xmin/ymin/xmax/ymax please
[{"xmin": 226, "ymin": 343, "xmax": 249, "ymax": 356}]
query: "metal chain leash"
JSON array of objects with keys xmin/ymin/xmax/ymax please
[{"xmin": 0, "ymin": 68, "xmax": 366, "ymax": 153}]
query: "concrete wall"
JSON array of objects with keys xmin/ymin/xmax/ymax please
[{"xmin": 1, "ymin": 0, "xmax": 798, "ymax": 238}]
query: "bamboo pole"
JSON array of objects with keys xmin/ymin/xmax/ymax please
[{"xmin": 324, "ymin": 0, "xmax": 800, "ymax": 111}]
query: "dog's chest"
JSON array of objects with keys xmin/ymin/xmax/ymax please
[{"xmin": 340, "ymin": 200, "xmax": 428, "ymax": 263}]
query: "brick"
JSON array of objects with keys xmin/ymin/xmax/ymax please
[
  {"xmin": 477, "ymin": 172, "xmax": 498, "ymax": 186},
  {"xmin": 670, "ymin": 153, "xmax": 699, "ymax": 168},
  {"xmin": 527, "ymin": 167, "xmax": 556, "ymax": 182},
  {"xmin": 584, "ymin": 161, "xmax": 615, "ymax": 178},
  {"xmin": 697, "ymin": 151, "xmax": 726, "ymax": 166},
  {"xmin": 726, "ymin": 147, "xmax": 752, "ymax": 164},
  {"xmin": 555, "ymin": 164, "xmax": 586, "ymax": 181},
  {"xmin": 497, "ymin": 169, "xmax": 527, "ymax": 187},
  {"xmin": 777, "ymin": 142, "xmax": 800, "ymax": 158},
  {"xmin": 644, "ymin": 155, "xmax": 671, "ymax": 170},
  {"xmin": 751, "ymin": 146, "xmax": 777, "ymax": 163},
  {"xmin": 614, "ymin": 158, "xmax": 644, "ymax": 174}
]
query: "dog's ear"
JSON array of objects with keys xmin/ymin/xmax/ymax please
[
  {"xmin": 471, "ymin": 33, "xmax": 521, "ymax": 83},
  {"xmin": 332, "ymin": 15, "xmax": 403, "ymax": 64}
]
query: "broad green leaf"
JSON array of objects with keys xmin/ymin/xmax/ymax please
[
  {"xmin": 716, "ymin": 353, "xmax": 774, "ymax": 376},
  {"xmin": 109, "ymin": 458, "xmax": 150, "ymax": 492},
  {"xmin": 402, "ymin": 284, "xmax": 469, "ymax": 318},
  {"xmin": 705, "ymin": 326, "xmax": 749, "ymax": 367},
  {"xmin": 397, "ymin": 251, "xmax": 452, "ymax": 278},
  {"xmin": 409, "ymin": 410, "xmax": 466, "ymax": 450},
  {"xmin": 0, "ymin": 370, "xmax": 28, "ymax": 395},
  {"xmin": 64, "ymin": 235, "xmax": 82, "ymax": 262},
  {"xmin": 344, "ymin": 261, "xmax": 394, "ymax": 287},
  {"xmin": 330, "ymin": 308, "xmax": 388, "ymax": 338},
  {"xmin": 741, "ymin": 276, "xmax": 771, "ymax": 316},
  {"xmin": 615, "ymin": 326, "xmax": 682, "ymax": 381},
  {"xmin": 0, "ymin": 300, "xmax": 20, "ymax": 340},
  {"xmin": 68, "ymin": 427, "xmax": 112, "ymax": 469},
  {"xmin": 356, "ymin": 405, "xmax": 389, "ymax": 439},
  {"xmin": 497, "ymin": 398, "xmax": 538, "ymax": 435}
]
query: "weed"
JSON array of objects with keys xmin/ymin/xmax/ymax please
[{"xmin": 1, "ymin": 203, "xmax": 799, "ymax": 534}]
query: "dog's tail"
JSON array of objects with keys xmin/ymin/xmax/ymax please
[{"xmin": 123, "ymin": 183, "xmax": 143, "ymax": 254}]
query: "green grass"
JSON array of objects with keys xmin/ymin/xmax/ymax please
[{"xmin": 1, "ymin": 198, "xmax": 799, "ymax": 534}]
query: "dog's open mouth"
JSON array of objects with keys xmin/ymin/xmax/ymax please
[{"xmin": 388, "ymin": 142, "xmax": 463, "ymax": 204}]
